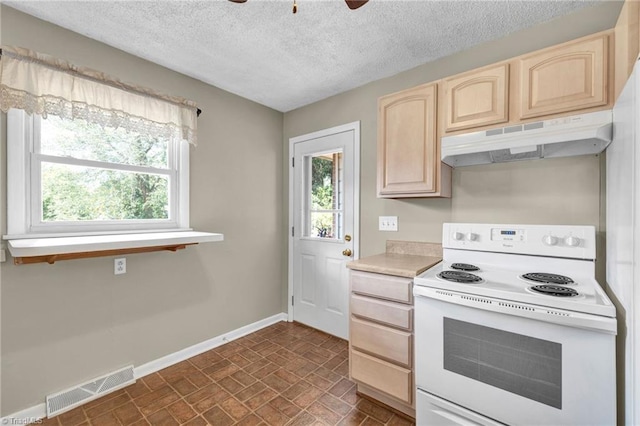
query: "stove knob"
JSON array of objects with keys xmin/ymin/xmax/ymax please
[
  {"xmin": 565, "ymin": 236, "xmax": 581, "ymax": 247},
  {"xmin": 452, "ymin": 232, "xmax": 464, "ymax": 241},
  {"xmin": 466, "ymin": 232, "xmax": 478, "ymax": 241},
  {"xmin": 543, "ymin": 235, "xmax": 558, "ymax": 246}
]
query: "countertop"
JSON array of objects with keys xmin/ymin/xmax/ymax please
[{"xmin": 346, "ymin": 240, "xmax": 442, "ymax": 278}]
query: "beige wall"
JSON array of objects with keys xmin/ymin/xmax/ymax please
[
  {"xmin": 0, "ymin": 7, "xmax": 284, "ymax": 415},
  {"xmin": 282, "ymin": 1, "xmax": 622, "ymax": 309}
]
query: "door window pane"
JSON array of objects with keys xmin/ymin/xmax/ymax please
[{"xmin": 305, "ymin": 151, "xmax": 343, "ymax": 239}]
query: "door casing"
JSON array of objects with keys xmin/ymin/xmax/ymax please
[{"xmin": 287, "ymin": 121, "xmax": 360, "ymax": 323}]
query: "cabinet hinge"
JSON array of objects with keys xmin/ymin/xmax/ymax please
[
  {"xmin": 292, "ymin": 157, "xmax": 295, "ymax": 167},
  {"xmin": 291, "ymin": 226, "xmax": 294, "ymax": 237}
]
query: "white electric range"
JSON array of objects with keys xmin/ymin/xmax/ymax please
[{"xmin": 413, "ymin": 223, "xmax": 617, "ymax": 426}]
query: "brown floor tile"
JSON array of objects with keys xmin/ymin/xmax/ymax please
[
  {"xmin": 170, "ymin": 378, "xmax": 197, "ymax": 396},
  {"xmin": 338, "ymin": 409, "xmax": 367, "ymax": 426},
  {"xmin": 139, "ymin": 389, "xmax": 181, "ymax": 417},
  {"xmin": 220, "ymin": 396, "xmax": 252, "ymax": 420},
  {"xmin": 318, "ymin": 394, "xmax": 352, "ymax": 416},
  {"xmin": 306, "ymin": 401, "xmax": 342, "ymax": 425},
  {"xmin": 113, "ymin": 401, "xmax": 144, "ymax": 425},
  {"xmin": 57, "ymin": 407, "xmax": 87, "ymax": 426},
  {"xmin": 387, "ymin": 414, "xmax": 415, "ymax": 426},
  {"xmin": 245, "ymin": 388, "xmax": 278, "ymax": 410},
  {"xmin": 86, "ymin": 393, "xmax": 131, "ymax": 418},
  {"xmin": 328, "ymin": 379, "xmax": 354, "ymax": 398},
  {"xmin": 142, "ymin": 373, "xmax": 167, "ymax": 391},
  {"xmin": 287, "ymin": 411, "xmax": 317, "ymax": 426},
  {"xmin": 184, "ymin": 383, "xmax": 225, "ymax": 405},
  {"xmin": 146, "ymin": 408, "xmax": 179, "ymax": 425},
  {"xmin": 182, "ymin": 416, "xmax": 208, "ymax": 426},
  {"xmin": 202, "ymin": 406, "xmax": 235, "ymax": 426},
  {"xmin": 90, "ymin": 411, "xmax": 121, "ymax": 426},
  {"xmin": 46, "ymin": 322, "xmax": 414, "ymax": 426},
  {"xmin": 356, "ymin": 399, "xmax": 394, "ymax": 423},
  {"xmin": 305, "ymin": 373, "xmax": 333, "ymax": 391},
  {"xmin": 219, "ymin": 376, "xmax": 245, "ymax": 394},
  {"xmin": 125, "ymin": 381, "xmax": 152, "ymax": 399},
  {"xmin": 166, "ymin": 400, "xmax": 197, "ymax": 423},
  {"xmin": 192, "ymin": 389, "xmax": 232, "ymax": 414},
  {"xmin": 236, "ymin": 382, "xmax": 268, "ymax": 402},
  {"xmin": 235, "ymin": 413, "xmax": 264, "ymax": 426},
  {"xmin": 268, "ymin": 396, "xmax": 301, "ymax": 418},
  {"xmin": 291, "ymin": 387, "xmax": 324, "ymax": 409},
  {"xmin": 263, "ymin": 373, "xmax": 292, "ymax": 393},
  {"xmin": 255, "ymin": 403, "xmax": 289, "ymax": 426},
  {"xmin": 251, "ymin": 362, "xmax": 280, "ymax": 380},
  {"xmin": 361, "ymin": 417, "xmax": 385, "ymax": 426}
]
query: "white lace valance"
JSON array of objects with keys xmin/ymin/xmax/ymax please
[{"xmin": 0, "ymin": 46, "xmax": 198, "ymax": 145}]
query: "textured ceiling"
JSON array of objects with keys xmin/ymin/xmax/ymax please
[{"xmin": 4, "ymin": 0, "xmax": 608, "ymax": 112}]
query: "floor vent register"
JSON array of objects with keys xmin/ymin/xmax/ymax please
[{"xmin": 46, "ymin": 365, "xmax": 135, "ymax": 418}]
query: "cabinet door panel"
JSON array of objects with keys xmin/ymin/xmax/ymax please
[
  {"xmin": 519, "ymin": 35, "xmax": 608, "ymax": 119},
  {"xmin": 377, "ymin": 83, "xmax": 437, "ymax": 196},
  {"xmin": 444, "ymin": 64, "xmax": 509, "ymax": 132}
]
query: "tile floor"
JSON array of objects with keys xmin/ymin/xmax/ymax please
[{"xmin": 38, "ymin": 321, "xmax": 415, "ymax": 425}]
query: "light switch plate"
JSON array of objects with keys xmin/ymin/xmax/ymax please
[{"xmin": 379, "ymin": 216, "xmax": 398, "ymax": 231}]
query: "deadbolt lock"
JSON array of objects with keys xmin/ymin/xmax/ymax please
[{"xmin": 345, "ymin": 235, "xmax": 352, "ymax": 242}]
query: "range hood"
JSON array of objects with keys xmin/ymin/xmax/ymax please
[{"xmin": 441, "ymin": 110, "xmax": 612, "ymax": 167}]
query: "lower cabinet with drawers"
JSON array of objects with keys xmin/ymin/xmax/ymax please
[{"xmin": 348, "ymin": 269, "xmax": 416, "ymax": 418}]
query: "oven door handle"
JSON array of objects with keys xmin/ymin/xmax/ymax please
[{"xmin": 413, "ymin": 285, "xmax": 617, "ymax": 334}]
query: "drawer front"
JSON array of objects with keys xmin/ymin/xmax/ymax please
[
  {"xmin": 351, "ymin": 270, "xmax": 413, "ymax": 304},
  {"xmin": 351, "ymin": 294, "xmax": 413, "ymax": 331},
  {"xmin": 350, "ymin": 317, "xmax": 412, "ymax": 368},
  {"xmin": 350, "ymin": 349, "xmax": 412, "ymax": 404}
]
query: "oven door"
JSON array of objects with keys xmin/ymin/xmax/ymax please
[{"xmin": 414, "ymin": 286, "xmax": 616, "ymax": 426}]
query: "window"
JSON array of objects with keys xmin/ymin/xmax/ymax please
[
  {"xmin": 304, "ymin": 150, "xmax": 343, "ymax": 240},
  {"xmin": 7, "ymin": 109, "xmax": 190, "ymax": 237}
]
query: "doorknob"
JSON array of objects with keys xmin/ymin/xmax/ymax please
[
  {"xmin": 342, "ymin": 249, "xmax": 352, "ymax": 257},
  {"xmin": 345, "ymin": 235, "xmax": 352, "ymax": 242}
]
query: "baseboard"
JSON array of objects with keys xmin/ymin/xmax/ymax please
[
  {"xmin": 134, "ymin": 312, "xmax": 287, "ymax": 378},
  {"xmin": 1, "ymin": 312, "xmax": 288, "ymax": 422},
  {"xmin": 0, "ymin": 404, "xmax": 47, "ymax": 425}
]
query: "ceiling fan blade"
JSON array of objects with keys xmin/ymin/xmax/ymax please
[
  {"xmin": 228, "ymin": 0, "xmax": 248, "ymax": 3},
  {"xmin": 345, "ymin": 0, "xmax": 368, "ymax": 10}
]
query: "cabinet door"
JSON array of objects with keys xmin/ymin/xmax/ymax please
[
  {"xmin": 377, "ymin": 83, "xmax": 437, "ymax": 197},
  {"xmin": 519, "ymin": 35, "xmax": 609, "ymax": 119},
  {"xmin": 443, "ymin": 64, "xmax": 509, "ymax": 132}
]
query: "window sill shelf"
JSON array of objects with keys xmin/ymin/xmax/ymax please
[{"xmin": 5, "ymin": 231, "xmax": 224, "ymax": 265}]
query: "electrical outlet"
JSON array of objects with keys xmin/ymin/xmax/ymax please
[
  {"xmin": 114, "ymin": 258, "xmax": 126, "ymax": 275},
  {"xmin": 379, "ymin": 216, "xmax": 398, "ymax": 231}
]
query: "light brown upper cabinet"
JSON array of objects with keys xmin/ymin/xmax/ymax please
[
  {"xmin": 518, "ymin": 34, "xmax": 609, "ymax": 120},
  {"xmin": 443, "ymin": 63, "xmax": 509, "ymax": 132},
  {"xmin": 377, "ymin": 83, "xmax": 451, "ymax": 198}
]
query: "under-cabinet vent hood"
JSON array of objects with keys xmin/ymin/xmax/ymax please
[{"xmin": 441, "ymin": 110, "xmax": 612, "ymax": 167}]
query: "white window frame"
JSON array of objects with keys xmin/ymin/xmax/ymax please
[{"xmin": 6, "ymin": 109, "xmax": 190, "ymax": 238}]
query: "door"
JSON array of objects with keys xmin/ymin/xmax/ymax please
[{"xmin": 288, "ymin": 122, "xmax": 360, "ymax": 340}]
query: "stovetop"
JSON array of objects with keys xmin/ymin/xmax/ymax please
[{"xmin": 415, "ymin": 255, "xmax": 615, "ymax": 318}]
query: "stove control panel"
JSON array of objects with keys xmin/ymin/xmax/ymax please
[
  {"xmin": 443, "ymin": 223, "xmax": 596, "ymax": 260},
  {"xmin": 491, "ymin": 228, "xmax": 525, "ymax": 242}
]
